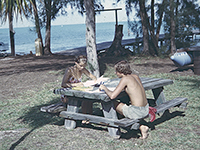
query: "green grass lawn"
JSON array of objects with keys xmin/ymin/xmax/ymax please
[{"xmin": 0, "ymin": 66, "xmax": 200, "ymax": 150}]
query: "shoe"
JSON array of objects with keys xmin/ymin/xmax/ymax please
[
  {"xmin": 47, "ymin": 103, "xmax": 67, "ymax": 113},
  {"xmin": 40, "ymin": 103, "xmax": 59, "ymax": 112},
  {"xmin": 40, "ymin": 103, "xmax": 67, "ymax": 113}
]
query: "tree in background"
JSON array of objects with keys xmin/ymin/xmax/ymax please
[
  {"xmin": 125, "ymin": 0, "xmax": 167, "ymax": 56},
  {"xmin": 125, "ymin": 0, "xmax": 200, "ymax": 56},
  {"xmin": 50, "ymin": 0, "xmax": 102, "ymax": 77},
  {"xmin": 29, "ymin": 0, "xmax": 102, "ymax": 57},
  {"xmin": 84, "ymin": 0, "xmax": 100, "ymax": 77},
  {"xmin": 30, "ymin": 0, "xmax": 44, "ymax": 52},
  {"xmin": 0, "ymin": 0, "xmax": 30, "ymax": 56},
  {"xmin": 169, "ymin": 0, "xmax": 176, "ymax": 54},
  {"xmin": 138, "ymin": 0, "xmax": 150, "ymax": 55},
  {"xmin": 37, "ymin": 0, "xmax": 68, "ymax": 55},
  {"xmin": 163, "ymin": 0, "xmax": 200, "ymax": 51}
]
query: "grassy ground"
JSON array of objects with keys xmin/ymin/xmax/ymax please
[{"xmin": 0, "ymin": 56, "xmax": 200, "ymax": 150}]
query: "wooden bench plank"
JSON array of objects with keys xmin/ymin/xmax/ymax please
[
  {"xmin": 143, "ymin": 79, "xmax": 173, "ymax": 90},
  {"xmin": 60, "ymin": 111, "xmax": 118, "ymax": 127},
  {"xmin": 141, "ymin": 78, "xmax": 162, "ymax": 84},
  {"xmin": 114, "ymin": 97, "xmax": 187, "ymax": 129},
  {"xmin": 154, "ymin": 97, "xmax": 187, "ymax": 114},
  {"xmin": 114, "ymin": 118, "xmax": 140, "ymax": 127}
]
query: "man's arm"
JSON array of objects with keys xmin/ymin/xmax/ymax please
[{"xmin": 99, "ymin": 77, "xmax": 127, "ymax": 99}]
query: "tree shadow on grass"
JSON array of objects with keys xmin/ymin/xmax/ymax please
[
  {"xmin": 170, "ymin": 65, "xmax": 194, "ymax": 73},
  {"xmin": 9, "ymin": 97, "xmax": 64, "ymax": 150},
  {"xmin": 148, "ymin": 110, "xmax": 186, "ymax": 130}
]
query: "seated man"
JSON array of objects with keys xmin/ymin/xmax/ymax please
[{"xmin": 99, "ymin": 60, "xmax": 149, "ymax": 139}]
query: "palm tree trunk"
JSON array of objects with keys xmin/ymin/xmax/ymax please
[
  {"xmin": 151, "ymin": 0, "xmax": 155, "ymax": 34},
  {"xmin": 156, "ymin": 0, "xmax": 165, "ymax": 41},
  {"xmin": 32, "ymin": 0, "xmax": 44, "ymax": 54},
  {"xmin": 139, "ymin": 0, "xmax": 149, "ymax": 55},
  {"xmin": 9, "ymin": 11, "xmax": 15, "ymax": 56},
  {"xmin": 44, "ymin": 0, "xmax": 52, "ymax": 55},
  {"xmin": 107, "ymin": 25, "xmax": 129, "ymax": 56},
  {"xmin": 84, "ymin": 0, "xmax": 99, "ymax": 77},
  {"xmin": 170, "ymin": 0, "xmax": 176, "ymax": 54}
]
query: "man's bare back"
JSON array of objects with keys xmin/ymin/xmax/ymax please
[{"xmin": 124, "ymin": 74, "xmax": 147, "ymax": 107}]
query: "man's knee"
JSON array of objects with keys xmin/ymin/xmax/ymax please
[{"xmin": 115, "ymin": 102, "xmax": 125, "ymax": 115}]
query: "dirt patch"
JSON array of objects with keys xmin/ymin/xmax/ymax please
[{"xmin": 0, "ymin": 54, "xmax": 195, "ymax": 100}]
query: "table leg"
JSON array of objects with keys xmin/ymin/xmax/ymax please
[
  {"xmin": 64, "ymin": 98, "xmax": 79, "ymax": 130},
  {"xmin": 101, "ymin": 101, "xmax": 121, "ymax": 138},
  {"xmin": 152, "ymin": 87, "xmax": 166, "ymax": 106}
]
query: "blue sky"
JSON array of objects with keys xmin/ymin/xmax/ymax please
[{"xmin": 0, "ymin": 0, "xmax": 129, "ymax": 28}]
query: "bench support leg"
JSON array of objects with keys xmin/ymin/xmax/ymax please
[
  {"xmin": 152, "ymin": 87, "xmax": 166, "ymax": 106},
  {"xmin": 64, "ymin": 98, "xmax": 79, "ymax": 130},
  {"xmin": 101, "ymin": 101, "xmax": 121, "ymax": 138}
]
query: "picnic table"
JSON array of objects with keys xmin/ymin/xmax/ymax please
[{"xmin": 53, "ymin": 77, "xmax": 187, "ymax": 138}]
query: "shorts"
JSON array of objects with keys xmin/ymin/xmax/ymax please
[{"xmin": 122, "ymin": 103, "xmax": 149, "ymax": 120}]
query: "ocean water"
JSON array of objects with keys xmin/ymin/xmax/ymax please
[{"xmin": 0, "ymin": 21, "xmax": 133, "ymax": 55}]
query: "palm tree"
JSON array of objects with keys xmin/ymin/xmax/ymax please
[
  {"xmin": 0, "ymin": 0, "xmax": 30, "ymax": 56},
  {"xmin": 34, "ymin": 0, "xmax": 68, "ymax": 55}
]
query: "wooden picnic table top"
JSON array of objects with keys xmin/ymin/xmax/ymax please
[{"xmin": 54, "ymin": 77, "xmax": 173, "ymax": 102}]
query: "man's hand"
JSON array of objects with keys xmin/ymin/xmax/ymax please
[{"xmin": 99, "ymin": 84, "xmax": 106, "ymax": 91}]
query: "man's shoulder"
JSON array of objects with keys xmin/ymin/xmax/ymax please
[
  {"xmin": 122, "ymin": 74, "xmax": 136, "ymax": 81},
  {"xmin": 131, "ymin": 74, "xmax": 139, "ymax": 77},
  {"xmin": 124, "ymin": 74, "xmax": 139, "ymax": 79}
]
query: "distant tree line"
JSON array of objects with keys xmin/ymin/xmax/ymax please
[{"xmin": 124, "ymin": 0, "xmax": 200, "ymax": 56}]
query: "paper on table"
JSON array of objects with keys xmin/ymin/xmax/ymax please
[
  {"xmin": 96, "ymin": 76, "xmax": 110, "ymax": 83},
  {"xmin": 86, "ymin": 86, "xmax": 116, "ymax": 93},
  {"xmin": 83, "ymin": 80, "xmax": 96, "ymax": 87},
  {"xmin": 83, "ymin": 76, "xmax": 109, "ymax": 87}
]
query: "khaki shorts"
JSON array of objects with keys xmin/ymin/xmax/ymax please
[{"xmin": 122, "ymin": 103, "xmax": 149, "ymax": 119}]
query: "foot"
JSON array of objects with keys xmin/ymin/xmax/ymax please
[
  {"xmin": 139, "ymin": 125, "xmax": 149, "ymax": 139},
  {"xmin": 61, "ymin": 95, "xmax": 68, "ymax": 103}
]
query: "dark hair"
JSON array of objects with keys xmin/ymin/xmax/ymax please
[
  {"xmin": 115, "ymin": 60, "xmax": 132, "ymax": 75},
  {"xmin": 75, "ymin": 55, "xmax": 87, "ymax": 64}
]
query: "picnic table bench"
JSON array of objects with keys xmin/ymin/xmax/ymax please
[{"xmin": 53, "ymin": 77, "xmax": 187, "ymax": 138}]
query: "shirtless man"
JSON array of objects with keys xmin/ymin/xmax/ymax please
[{"xmin": 99, "ymin": 60, "xmax": 149, "ymax": 139}]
